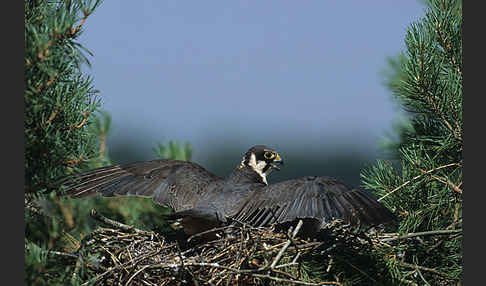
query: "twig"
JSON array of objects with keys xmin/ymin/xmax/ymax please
[
  {"xmin": 125, "ymin": 264, "xmax": 151, "ymax": 286},
  {"xmin": 71, "ymin": 10, "xmax": 89, "ymax": 35},
  {"xmin": 235, "ymin": 223, "xmax": 247, "ymax": 267},
  {"xmin": 429, "ymin": 174, "xmax": 463, "ymax": 194},
  {"xmin": 252, "ymin": 274, "xmax": 342, "ymax": 285},
  {"xmin": 435, "ymin": 17, "xmax": 462, "ymax": 77},
  {"xmin": 270, "ymin": 220, "xmax": 303, "ymax": 269},
  {"xmin": 397, "ymin": 261, "xmax": 451, "ymax": 279},
  {"xmin": 326, "ymin": 257, "xmax": 334, "ymax": 273},
  {"xmin": 71, "ymin": 215, "xmax": 382, "ymax": 285},
  {"xmin": 81, "ymin": 248, "xmax": 162, "ymax": 286},
  {"xmin": 147, "ymin": 261, "xmax": 340, "ymax": 286},
  {"xmin": 89, "ymin": 209, "xmax": 153, "ymax": 235},
  {"xmin": 415, "ymin": 267, "xmax": 431, "ymax": 286},
  {"xmin": 187, "ymin": 225, "xmax": 238, "ymax": 242},
  {"xmin": 417, "ymin": 168, "xmax": 463, "ymax": 195},
  {"xmin": 74, "ymin": 111, "xmax": 89, "ymax": 129},
  {"xmin": 274, "ymin": 261, "xmax": 298, "ymax": 270},
  {"xmin": 381, "ymin": 229, "xmax": 462, "ymax": 242},
  {"xmin": 45, "ymin": 107, "xmax": 60, "ymax": 125},
  {"xmin": 275, "ymin": 252, "xmax": 301, "ymax": 269},
  {"xmin": 148, "ymin": 262, "xmax": 259, "ymax": 274},
  {"xmin": 379, "ymin": 162, "xmax": 461, "ymax": 201}
]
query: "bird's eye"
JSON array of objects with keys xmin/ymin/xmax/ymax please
[{"xmin": 264, "ymin": 152, "xmax": 275, "ymax": 159}]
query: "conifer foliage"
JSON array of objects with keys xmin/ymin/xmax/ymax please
[
  {"xmin": 25, "ymin": 0, "xmax": 103, "ymax": 195},
  {"xmin": 361, "ymin": 0, "xmax": 462, "ymax": 284},
  {"xmin": 25, "ymin": 0, "xmax": 104, "ymax": 284},
  {"xmin": 24, "ymin": 0, "xmax": 462, "ymax": 285}
]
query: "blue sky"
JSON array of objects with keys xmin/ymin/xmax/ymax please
[{"xmin": 79, "ymin": 1, "xmax": 425, "ymax": 167}]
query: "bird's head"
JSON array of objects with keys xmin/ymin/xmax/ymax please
[{"xmin": 239, "ymin": 145, "xmax": 284, "ymax": 183}]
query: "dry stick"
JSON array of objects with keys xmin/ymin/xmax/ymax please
[
  {"xmin": 234, "ymin": 222, "xmax": 248, "ymax": 274},
  {"xmin": 326, "ymin": 257, "xmax": 334, "ymax": 273},
  {"xmin": 146, "ymin": 262, "xmax": 339, "ymax": 286},
  {"xmin": 89, "ymin": 209, "xmax": 153, "ymax": 235},
  {"xmin": 148, "ymin": 262, "xmax": 259, "ymax": 274},
  {"xmin": 258, "ymin": 241, "xmax": 323, "ymax": 257},
  {"xmin": 124, "ymin": 264, "xmax": 151, "ymax": 286},
  {"xmin": 417, "ymin": 167, "xmax": 463, "ymax": 195},
  {"xmin": 381, "ymin": 229, "xmax": 462, "ymax": 243},
  {"xmin": 251, "ymin": 274, "xmax": 342, "ymax": 286},
  {"xmin": 187, "ymin": 225, "xmax": 239, "ymax": 242},
  {"xmin": 415, "ymin": 267, "xmax": 432, "ymax": 286},
  {"xmin": 70, "ymin": 227, "xmax": 115, "ymax": 282},
  {"xmin": 71, "ymin": 214, "xmax": 154, "ymax": 285},
  {"xmin": 275, "ymin": 252, "xmax": 301, "ymax": 269},
  {"xmin": 164, "ymin": 225, "xmax": 308, "ymax": 282},
  {"xmin": 397, "ymin": 261, "xmax": 450, "ymax": 279},
  {"xmin": 269, "ymin": 219, "xmax": 303, "ymax": 269},
  {"xmin": 378, "ymin": 162, "xmax": 460, "ymax": 201},
  {"xmin": 429, "ymin": 175, "xmax": 463, "ymax": 194},
  {"xmin": 79, "ymin": 222, "xmax": 326, "ymax": 285},
  {"xmin": 81, "ymin": 248, "xmax": 162, "ymax": 286},
  {"xmin": 100, "ymin": 245, "xmax": 120, "ymax": 267}
]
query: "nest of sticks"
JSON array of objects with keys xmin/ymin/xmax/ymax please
[{"xmin": 67, "ymin": 209, "xmax": 393, "ymax": 286}]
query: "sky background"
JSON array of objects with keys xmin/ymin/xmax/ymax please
[{"xmin": 79, "ymin": 1, "xmax": 426, "ymax": 185}]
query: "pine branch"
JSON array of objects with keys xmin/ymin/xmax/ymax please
[
  {"xmin": 73, "ymin": 111, "xmax": 89, "ymax": 129},
  {"xmin": 70, "ymin": 9, "xmax": 89, "ymax": 36},
  {"xmin": 381, "ymin": 229, "xmax": 462, "ymax": 242},
  {"xmin": 427, "ymin": 174, "xmax": 462, "ymax": 194},
  {"xmin": 378, "ymin": 162, "xmax": 460, "ymax": 201}
]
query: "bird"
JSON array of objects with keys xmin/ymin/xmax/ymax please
[{"xmin": 60, "ymin": 145, "xmax": 394, "ymax": 239}]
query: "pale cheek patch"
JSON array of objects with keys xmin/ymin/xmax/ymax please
[{"xmin": 248, "ymin": 153, "xmax": 268, "ymax": 185}]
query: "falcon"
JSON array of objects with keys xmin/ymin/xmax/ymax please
[{"xmin": 60, "ymin": 145, "xmax": 394, "ymax": 238}]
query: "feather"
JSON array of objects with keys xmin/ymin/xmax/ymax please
[
  {"xmin": 60, "ymin": 145, "xmax": 394, "ymax": 239},
  {"xmin": 60, "ymin": 159, "xmax": 222, "ymax": 212},
  {"xmin": 232, "ymin": 176, "xmax": 394, "ymax": 230}
]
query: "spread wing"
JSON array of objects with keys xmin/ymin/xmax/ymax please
[
  {"xmin": 233, "ymin": 176, "xmax": 394, "ymax": 229},
  {"xmin": 59, "ymin": 159, "xmax": 222, "ymax": 212}
]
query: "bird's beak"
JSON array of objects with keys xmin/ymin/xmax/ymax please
[{"xmin": 271, "ymin": 154, "xmax": 284, "ymax": 171}]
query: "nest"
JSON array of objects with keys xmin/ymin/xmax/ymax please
[{"xmin": 68, "ymin": 210, "xmax": 391, "ymax": 285}]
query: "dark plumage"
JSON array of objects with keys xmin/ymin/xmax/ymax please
[{"xmin": 60, "ymin": 145, "xmax": 394, "ymax": 238}]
